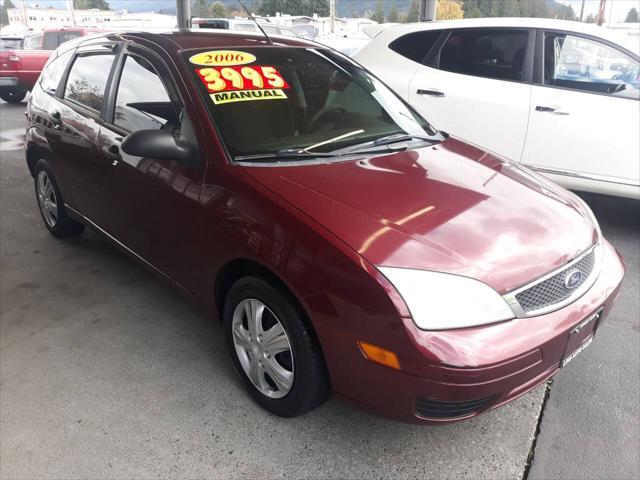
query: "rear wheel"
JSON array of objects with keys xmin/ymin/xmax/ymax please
[
  {"xmin": 223, "ymin": 276, "xmax": 330, "ymax": 417},
  {"xmin": 0, "ymin": 89, "xmax": 27, "ymax": 103},
  {"xmin": 34, "ymin": 159, "xmax": 84, "ymax": 238}
]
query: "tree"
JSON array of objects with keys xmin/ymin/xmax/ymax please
[
  {"xmin": 438, "ymin": 0, "xmax": 463, "ymax": 20},
  {"xmin": 73, "ymin": 0, "xmax": 110, "ymax": 9},
  {"xmin": 192, "ymin": 0, "xmax": 208, "ymax": 17},
  {"xmin": 585, "ymin": 13, "xmax": 596, "ymax": 23},
  {"xmin": 370, "ymin": 0, "xmax": 385, "ymax": 23},
  {"xmin": 625, "ymin": 7, "xmax": 639, "ymax": 23},
  {"xmin": 462, "ymin": 0, "xmax": 574, "ymax": 19},
  {"xmin": 462, "ymin": 0, "xmax": 483, "ymax": 18},
  {"xmin": 209, "ymin": 1, "xmax": 227, "ymax": 17},
  {"xmin": 305, "ymin": 0, "xmax": 329, "ymax": 16},
  {"xmin": 258, "ymin": 0, "xmax": 327, "ymax": 16},
  {"xmin": 388, "ymin": 0, "xmax": 399, "ymax": 22},
  {"xmin": 1, "ymin": 0, "xmax": 15, "ymax": 27},
  {"xmin": 501, "ymin": 0, "xmax": 520, "ymax": 16},
  {"xmin": 402, "ymin": 2, "xmax": 420, "ymax": 22}
]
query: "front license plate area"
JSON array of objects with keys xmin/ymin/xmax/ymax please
[{"xmin": 561, "ymin": 308, "xmax": 602, "ymax": 368}]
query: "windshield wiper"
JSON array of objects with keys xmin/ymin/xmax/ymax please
[
  {"xmin": 330, "ymin": 133, "xmax": 441, "ymax": 156},
  {"xmin": 234, "ymin": 132, "xmax": 444, "ymax": 162},
  {"xmin": 372, "ymin": 133, "xmax": 437, "ymax": 146},
  {"xmin": 234, "ymin": 150, "xmax": 338, "ymax": 162}
]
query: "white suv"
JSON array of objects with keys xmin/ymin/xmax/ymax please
[{"xmin": 355, "ymin": 18, "xmax": 640, "ymax": 199}]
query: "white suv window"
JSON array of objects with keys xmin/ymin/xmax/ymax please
[
  {"xmin": 438, "ymin": 29, "xmax": 529, "ymax": 82},
  {"xmin": 544, "ymin": 32, "xmax": 639, "ymax": 100}
]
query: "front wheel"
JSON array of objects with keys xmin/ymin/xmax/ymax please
[
  {"xmin": 0, "ymin": 89, "xmax": 27, "ymax": 103},
  {"xmin": 223, "ymin": 276, "xmax": 330, "ymax": 417}
]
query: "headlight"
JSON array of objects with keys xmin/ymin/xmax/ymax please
[{"xmin": 378, "ymin": 267, "xmax": 515, "ymax": 330}]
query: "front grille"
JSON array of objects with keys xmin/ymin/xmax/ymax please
[
  {"xmin": 415, "ymin": 396, "xmax": 493, "ymax": 419},
  {"xmin": 515, "ymin": 249, "xmax": 596, "ymax": 314}
]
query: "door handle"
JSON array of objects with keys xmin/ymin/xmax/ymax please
[
  {"xmin": 51, "ymin": 111, "xmax": 62, "ymax": 129},
  {"xmin": 535, "ymin": 105, "xmax": 570, "ymax": 115},
  {"xmin": 416, "ymin": 88, "xmax": 445, "ymax": 97},
  {"xmin": 104, "ymin": 144, "xmax": 121, "ymax": 165}
]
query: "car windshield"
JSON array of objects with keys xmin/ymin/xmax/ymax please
[{"xmin": 184, "ymin": 47, "xmax": 437, "ymax": 160}]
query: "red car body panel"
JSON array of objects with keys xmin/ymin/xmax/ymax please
[
  {"xmin": 24, "ymin": 31, "xmax": 625, "ymax": 424},
  {"xmin": 243, "ymin": 139, "xmax": 598, "ymax": 294},
  {"xmin": 0, "ymin": 49, "xmax": 51, "ymax": 91}
]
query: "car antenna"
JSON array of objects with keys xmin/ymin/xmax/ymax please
[{"xmin": 237, "ymin": 0, "xmax": 273, "ymax": 45}]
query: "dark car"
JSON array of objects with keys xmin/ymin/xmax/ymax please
[{"xmin": 24, "ymin": 30, "xmax": 624, "ymax": 424}]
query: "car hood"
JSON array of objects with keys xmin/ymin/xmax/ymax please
[{"xmin": 243, "ymin": 138, "xmax": 598, "ymax": 293}]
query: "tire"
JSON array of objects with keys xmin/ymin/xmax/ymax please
[
  {"xmin": 33, "ymin": 159, "xmax": 84, "ymax": 238},
  {"xmin": 0, "ymin": 89, "xmax": 27, "ymax": 103},
  {"xmin": 223, "ymin": 276, "xmax": 330, "ymax": 417}
]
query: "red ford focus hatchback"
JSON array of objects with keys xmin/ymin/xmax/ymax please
[{"xmin": 25, "ymin": 30, "xmax": 624, "ymax": 423}]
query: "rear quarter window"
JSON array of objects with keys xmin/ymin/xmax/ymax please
[
  {"xmin": 40, "ymin": 50, "xmax": 73, "ymax": 94},
  {"xmin": 389, "ymin": 30, "xmax": 442, "ymax": 64}
]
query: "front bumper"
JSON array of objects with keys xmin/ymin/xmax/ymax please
[{"xmin": 334, "ymin": 240, "xmax": 625, "ymax": 424}]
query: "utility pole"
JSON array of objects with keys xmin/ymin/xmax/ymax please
[
  {"xmin": 418, "ymin": 0, "xmax": 437, "ymax": 22},
  {"xmin": 597, "ymin": 0, "xmax": 606, "ymax": 26},
  {"xmin": 66, "ymin": 0, "xmax": 76, "ymax": 26},
  {"xmin": 176, "ymin": 0, "xmax": 191, "ymax": 29},
  {"xmin": 17, "ymin": 0, "xmax": 27, "ymax": 27},
  {"xmin": 330, "ymin": 0, "xmax": 335, "ymax": 33},
  {"xmin": 579, "ymin": 0, "xmax": 585, "ymax": 22}
]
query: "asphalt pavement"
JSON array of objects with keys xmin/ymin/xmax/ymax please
[{"xmin": 1, "ymin": 98, "xmax": 638, "ymax": 479}]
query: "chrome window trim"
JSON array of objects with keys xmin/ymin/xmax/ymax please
[{"xmin": 503, "ymin": 243, "xmax": 601, "ymax": 318}]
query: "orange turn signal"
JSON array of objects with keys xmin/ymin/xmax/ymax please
[{"xmin": 357, "ymin": 341, "xmax": 401, "ymax": 371}]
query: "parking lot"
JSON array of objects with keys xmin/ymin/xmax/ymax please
[{"xmin": 0, "ymin": 98, "xmax": 638, "ymax": 479}]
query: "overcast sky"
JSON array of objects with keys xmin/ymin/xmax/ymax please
[
  {"xmin": 561, "ymin": 0, "xmax": 640, "ymax": 23},
  {"xmin": 18, "ymin": 0, "xmax": 640, "ymax": 23}
]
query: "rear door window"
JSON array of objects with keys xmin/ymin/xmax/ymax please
[
  {"xmin": 438, "ymin": 29, "xmax": 529, "ymax": 81},
  {"xmin": 543, "ymin": 32, "xmax": 639, "ymax": 99},
  {"xmin": 59, "ymin": 31, "xmax": 82, "ymax": 45},
  {"xmin": 42, "ymin": 33, "xmax": 59, "ymax": 50},
  {"xmin": 43, "ymin": 31, "xmax": 83, "ymax": 50},
  {"xmin": 63, "ymin": 53, "xmax": 116, "ymax": 112},
  {"xmin": 389, "ymin": 30, "xmax": 442, "ymax": 64}
]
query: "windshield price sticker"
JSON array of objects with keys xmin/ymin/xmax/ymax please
[
  {"xmin": 189, "ymin": 50, "xmax": 256, "ymax": 67},
  {"xmin": 195, "ymin": 65, "xmax": 290, "ymax": 105},
  {"xmin": 196, "ymin": 66, "xmax": 289, "ymax": 92}
]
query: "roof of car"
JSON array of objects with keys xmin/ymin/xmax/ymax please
[
  {"xmin": 375, "ymin": 18, "xmax": 639, "ymax": 54},
  {"xmin": 108, "ymin": 29, "xmax": 318, "ymax": 50},
  {"xmin": 43, "ymin": 27, "xmax": 100, "ymax": 33}
]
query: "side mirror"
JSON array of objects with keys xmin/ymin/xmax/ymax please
[{"xmin": 121, "ymin": 114, "xmax": 200, "ymax": 168}]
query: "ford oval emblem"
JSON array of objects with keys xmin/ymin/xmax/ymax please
[{"xmin": 564, "ymin": 269, "xmax": 584, "ymax": 290}]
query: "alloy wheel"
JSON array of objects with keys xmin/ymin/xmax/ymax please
[
  {"xmin": 231, "ymin": 298, "xmax": 295, "ymax": 399},
  {"xmin": 36, "ymin": 170, "xmax": 58, "ymax": 228}
]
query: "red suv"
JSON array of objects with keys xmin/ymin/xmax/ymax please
[{"xmin": 24, "ymin": 31, "xmax": 624, "ymax": 423}]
